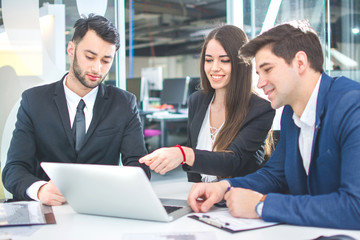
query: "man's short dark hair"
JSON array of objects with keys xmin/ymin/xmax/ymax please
[
  {"xmin": 72, "ymin": 13, "xmax": 120, "ymax": 51},
  {"xmin": 240, "ymin": 20, "xmax": 324, "ymax": 72}
]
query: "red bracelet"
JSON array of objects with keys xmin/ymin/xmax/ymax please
[{"xmin": 175, "ymin": 144, "xmax": 186, "ymax": 165}]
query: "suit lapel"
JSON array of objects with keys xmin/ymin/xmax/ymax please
[
  {"xmin": 82, "ymin": 83, "xmax": 108, "ymax": 146},
  {"xmin": 53, "ymin": 75, "xmax": 76, "ymax": 151},
  {"xmin": 308, "ymin": 73, "xmax": 335, "ymax": 190},
  {"xmin": 190, "ymin": 92, "xmax": 214, "ymax": 146},
  {"xmin": 287, "ymin": 119, "xmax": 308, "ymax": 194}
]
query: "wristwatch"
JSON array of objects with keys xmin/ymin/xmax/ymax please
[{"xmin": 255, "ymin": 194, "xmax": 267, "ymax": 218}]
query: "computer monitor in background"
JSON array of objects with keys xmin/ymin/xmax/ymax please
[
  {"xmin": 126, "ymin": 77, "xmax": 150, "ymax": 111},
  {"xmin": 141, "ymin": 67, "xmax": 163, "ymax": 90},
  {"xmin": 178, "ymin": 76, "xmax": 201, "ymax": 108},
  {"xmin": 126, "ymin": 77, "xmax": 142, "ymax": 102},
  {"xmin": 187, "ymin": 77, "xmax": 201, "ymax": 96},
  {"xmin": 160, "ymin": 77, "xmax": 190, "ymax": 113}
]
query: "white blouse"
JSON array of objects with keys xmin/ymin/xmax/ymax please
[{"xmin": 196, "ymin": 95, "xmax": 224, "ymax": 182}]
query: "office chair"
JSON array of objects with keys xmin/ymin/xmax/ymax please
[{"xmin": 144, "ymin": 128, "xmax": 161, "ymax": 152}]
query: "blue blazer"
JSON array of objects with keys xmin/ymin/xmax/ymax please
[
  {"xmin": 229, "ymin": 72, "xmax": 360, "ymax": 229},
  {"xmin": 3, "ymin": 74, "xmax": 150, "ymax": 200}
]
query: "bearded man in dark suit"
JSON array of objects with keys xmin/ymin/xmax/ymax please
[{"xmin": 3, "ymin": 14, "xmax": 150, "ymax": 205}]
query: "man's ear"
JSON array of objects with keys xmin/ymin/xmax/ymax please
[
  {"xmin": 67, "ymin": 41, "xmax": 75, "ymax": 59},
  {"xmin": 294, "ymin": 51, "xmax": 308, "ymax": 74}
]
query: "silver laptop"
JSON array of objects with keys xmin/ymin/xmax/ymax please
[{"xmin": 40, "ymin": 162, "xmax": 192, "ymax": 222}]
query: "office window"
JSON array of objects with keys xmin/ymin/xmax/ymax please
[
  {"xmin": 242, "ymin": 0, "xmax": 326, "ymax": 60},
  {"xmin": 240, "ymin": 0, "xmax": 359, "ymax": 82},
  {"xmin": 125, "ymin": 0, "xmax": 226, "ymax": 79},
  {"xmin": 329, "ymin": 0, "xmax": 360, "ymax": 81}
]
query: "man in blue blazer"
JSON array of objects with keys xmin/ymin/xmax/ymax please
[
  {"xmin": 3, "ymin": 14, "xmax": 150, "ymax": 205},
  {"xmin": 187, "ymin": 20, "xmax": 360, "ymax": 230}
]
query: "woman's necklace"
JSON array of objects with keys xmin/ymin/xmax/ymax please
[
  {"xmin": 210, "ymin": 122, "xmax": 224, "ymax": 146},
  {"xmin": 210, "ymin": 126, "xmax": 219, "ymax": 144}
]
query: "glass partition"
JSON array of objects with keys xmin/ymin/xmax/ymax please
[
  {"xmin": 239, "ymin": 0, "xmax": 359, "ymax": 81},
  {"xmin": 329, "ymin": 0, "xmax": 360, "ymax": 81},
  {"xmin": 125, "ymin": 0, "xmax": 226, "ymax": 80}
]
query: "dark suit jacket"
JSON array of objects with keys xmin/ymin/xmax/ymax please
[
  {"xmin": 183, "ymin": 91, "xmax": 275, "ymax": 182},
  {"xmin": 3, "ymin": 74, "xmax": 150, "ymax": 200},
  {"xmin": 228, "ymin": 73, "xmax": 360, "ymax": 229}
]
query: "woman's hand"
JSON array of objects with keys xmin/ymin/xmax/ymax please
[{"xmin": 139, "ymin": 146, "xmax": 194, "ymax": 174}]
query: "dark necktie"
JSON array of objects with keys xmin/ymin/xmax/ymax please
[{"xmin": 73, "ymin": 99, "xmax": 86, "ymax": 153}]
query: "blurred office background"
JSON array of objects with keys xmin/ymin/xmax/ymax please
[{"xmin": 0, "ymin": 0, "xmax": 359, "ymax": 197}]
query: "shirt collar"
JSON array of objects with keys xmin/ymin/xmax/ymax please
[
  {"xmin": 63, "ymin": 76, "xmax": 98, "ymax": 108},
  {"xmin": 293, "ymin": 75, "xmax": 322, "ymax": 128}
]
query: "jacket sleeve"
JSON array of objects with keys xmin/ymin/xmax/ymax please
[
  {"xmin": 184, "ymin": 96, "xmax": 275, "ymax": 177},
  {"xmin": 227, "ymin": 107, "xmax": 290, "ymax": 194},
  {"xmin": 3, "ymin": 91, "xmax": 41, "ymax": 200},
  {"xmin": 119, "ymin": 94, "xmax": 151, "ymax": 179}
]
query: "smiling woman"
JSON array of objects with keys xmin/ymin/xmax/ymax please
[{"xmin": 139, "ymin": 25, "xmax": 275, "ymax": 183}]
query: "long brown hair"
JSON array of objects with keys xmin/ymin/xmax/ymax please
[{"xmin": 200, "ymin": 25, "xmax": 252, "ymax": 151}]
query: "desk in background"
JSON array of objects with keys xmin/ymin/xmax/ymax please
[{"xmin": 146, "ymin": 111, "xmax": 188, "ymax": 147}]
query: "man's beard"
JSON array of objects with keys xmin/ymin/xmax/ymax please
[{"xmin": 72, "ymin": 52, "xmax": 108, "ymax": 89}]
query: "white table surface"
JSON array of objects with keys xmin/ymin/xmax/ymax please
[{"xmin": 2, "ymin": 168, "xmax": 360, "ymax": 240}]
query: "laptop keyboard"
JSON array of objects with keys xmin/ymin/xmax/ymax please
[{"xmin": 164, "ymin": 205, "xmax": 182, "ymax": 214}]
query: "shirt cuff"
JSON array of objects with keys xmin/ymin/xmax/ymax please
[
  {"xmin": 220, "ymin": 179, "xmax": 232, "ymax": 186},
  {"xmin": 26, "ymin": 181, "xmax": 48, "ymax": 201}
]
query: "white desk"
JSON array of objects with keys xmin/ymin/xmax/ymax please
[{"xmin": 3, "ymin": 171, "xmax": 360, "ymax": 240}]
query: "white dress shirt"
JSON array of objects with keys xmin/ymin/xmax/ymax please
[
  {"xmin": 26, "ymin": 77, "xmax": 98, "ymax": 201},
  {"xmin": 196, "ymin": 95, "xmax": 224, "ymax": 182},
  {"xmin": 292, "ymin": 76, "xmax": 321, "ymax": 175}
]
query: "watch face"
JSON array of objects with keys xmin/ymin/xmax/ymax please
[{"xmin": 256, "ymin": 201, "xmax": 264, "ymax": 218}]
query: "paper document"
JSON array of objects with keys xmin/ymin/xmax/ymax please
[
  {"xmin": 0, "ymin": 201, "xmax": 56, "ymax": 227},
  {"xmin": 189, "ymin": 208, "xmax": 279, "ymax": 233}
]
